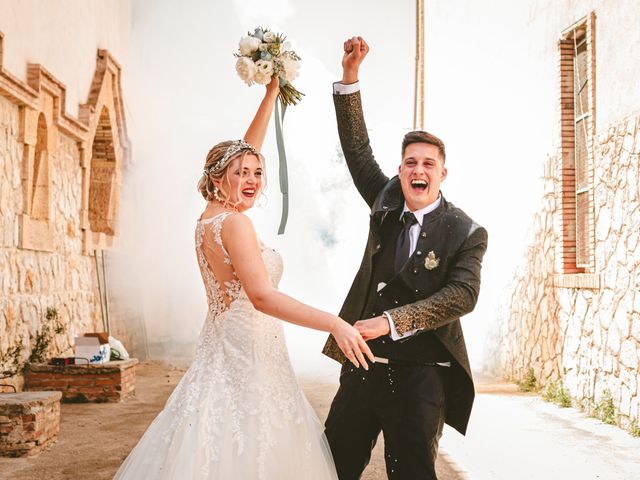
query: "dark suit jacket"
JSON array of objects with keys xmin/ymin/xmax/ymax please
[{"xmin": 322, "ymin": 90, "xmax": 488, "ymax": 435}]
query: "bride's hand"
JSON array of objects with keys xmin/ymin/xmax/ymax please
[
  {"xmin": 331, "ymin": 318, "xmax": 375, "ymax": 370},
  {"xmin": 266, "ymin": 76, "xmax": 280, "ymax": 98}
]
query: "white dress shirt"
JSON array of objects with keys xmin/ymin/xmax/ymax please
[{"xmin": 333, "ymin": 80, "xmax": 360, "ymax": 95}]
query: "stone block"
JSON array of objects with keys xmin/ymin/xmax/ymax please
[{"xmin": 619, "ymin": 339, "xmax": 637, "ymax": 370}]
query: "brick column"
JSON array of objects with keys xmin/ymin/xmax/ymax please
[{"xmin": 0, "ymin": 391, "xmax": 62, "ymax": 457}]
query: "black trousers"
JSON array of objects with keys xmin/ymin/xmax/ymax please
[{"xmin": 325, "ymin": 362, "xmax": 447, "ymax": 480}]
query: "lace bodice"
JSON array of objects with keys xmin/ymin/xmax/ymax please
[{"xmin": 195, "ymin": 211, "xmax": 283, "ymax": 317}]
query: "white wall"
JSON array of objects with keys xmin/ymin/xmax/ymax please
[
  {"xmin": 426, "ymin": 0, "xmax": 640, "ymax": 366},
  {"xmin": 0, "ymin": 0, "xmax": 131, "ymax": 117},
  {"xmin": 524, "ymin": 0, "xmax": 640, "ymax": 128}
]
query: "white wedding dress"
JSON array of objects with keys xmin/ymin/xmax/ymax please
[{"xmin": 114, "ymin": 212, "xmax": 337, "ymax": 479}]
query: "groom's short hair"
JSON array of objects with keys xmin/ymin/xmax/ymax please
[{"xmin": 401, "ymin": 131, "xmax": 446, "ymax": 164}]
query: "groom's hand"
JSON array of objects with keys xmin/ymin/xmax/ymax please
[
  {"xmin": 354, "ymin": 315, "xmax": 390, "ymax": 342},
  {"xmin": 342, "ymin": 36, "xmax": 369, "ymax": 84}
]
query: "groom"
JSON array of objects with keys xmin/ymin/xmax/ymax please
[{"xmin": 322, "ymin": 36, "xmax": 488, "ymax": 480}]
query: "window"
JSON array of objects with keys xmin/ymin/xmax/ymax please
[{"xmin": 558, "ymin": 14, "xmax": 595, "ymax": 273}]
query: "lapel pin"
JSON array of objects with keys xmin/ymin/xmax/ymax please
[{"xmin": 424, "ymin": 251, "xmax": 440, "ymax": 270}]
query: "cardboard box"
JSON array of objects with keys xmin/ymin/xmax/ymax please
[{"xmin": 75, "ymin": 333, "xmax": 110, "ymax": 364}]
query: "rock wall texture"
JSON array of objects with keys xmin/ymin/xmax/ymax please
[
  {"xmin": 0, "ymin": 94, "xmax": 103, "ymax": 388},
  {"xmin": 489, "ymin": 115, "xmax": 640, "ymax": 430}
]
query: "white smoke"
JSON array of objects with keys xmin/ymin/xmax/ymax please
[{"xmin": 109, "ymin": 0, "xmax": 548, "ymax": 378}]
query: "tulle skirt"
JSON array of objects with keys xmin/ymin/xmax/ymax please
[{"xmin": 113, "ymin": 313, "xmax": 337, "ymax": 479}]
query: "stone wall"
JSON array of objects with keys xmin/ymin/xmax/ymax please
[
  {"xmin": 0, "ymin": 94, "xmax": 103, "ymax": 389},
  {"xmin": 490, "ymin": 114, "xmax": 640, "ymax": 430}
]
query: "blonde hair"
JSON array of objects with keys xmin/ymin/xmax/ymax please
[{"xmin": 197, "ymin": 141, "xmax": 266, "ymax": 208}]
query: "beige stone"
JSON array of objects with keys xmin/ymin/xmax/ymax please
[
  {"xmin": 619, "ymin": 340, "xmax": 638, "ymax": 370},
  {"xmin": 0, "ymin": 35, "xmax": 131, "ymax": 386}
]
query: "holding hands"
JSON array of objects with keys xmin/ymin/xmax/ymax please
[
  {"xmin": 354, "ymin": 316, "xmax": 390, "ymax": 342},
  {"xmin": 332, "ymin": 318, "xmax": 375, "ymax": 369}
]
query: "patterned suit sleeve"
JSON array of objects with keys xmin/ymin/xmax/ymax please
[
  {"xmin": 333, "ymin": 92, "xmax": 389, "ymax": 208},
  {"xmin": 385, "ymin": 226, "xmax": 488, "ymax": 336}
]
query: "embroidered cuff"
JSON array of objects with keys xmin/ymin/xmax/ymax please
[{"xmin": 383, "ymin": 311, "xmax": 418, "ymax": 341}]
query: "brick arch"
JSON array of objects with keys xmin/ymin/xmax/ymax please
[
  {"xmin": 31, "ymin": 112, "xmax": 49, "ymax": 220},
  {"xmin": 1, "ymin": 35, "xmax": 129, "ymax": 253},
  {"xmin": 88, "ymin": 106, "xmax": 117, "ymax": 236}
]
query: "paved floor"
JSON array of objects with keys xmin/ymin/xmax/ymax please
[
  {"xmin": 2, "ymin": 363, "xmax": 639, "ymax": 480},
  {"xmin": 305, "ymin": 371, "xmax": 640, "ymax": 480},
  {"xmin": 0, "ymin": 361, "xmax": 185, "ymax": 480},
  {"xmin": 438, "ymin": 373, "xmax": 640, "ymax": 480},
  {"xmin": 300, "ymin": 379, "xmax": 463, "ymax": 480}
]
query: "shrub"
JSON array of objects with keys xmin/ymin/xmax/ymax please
[{"xmin": 517, "ymin": 368, "xmax": 538, "ymax": 392}]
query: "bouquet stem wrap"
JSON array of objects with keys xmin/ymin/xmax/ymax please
[{"xmin": 274, "ymin": 100, "xmax": 288, "ymax": 235}]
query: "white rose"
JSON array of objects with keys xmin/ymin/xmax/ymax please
[
  {"xmin": 238, "ymin": 36, "xmax": 261, "ymax": 56},
  {"xmin": 263, "ymin": 31, "xmax": 277, "ymax": 43},
  {"xmin": 281, "ymin": 57, "xmax": 300, "ymax": 82},
  {"xmin": 235, "ymin": 57, "xmax": 257, "ymax": 85},
  {"xmin": 254, "ymin": 72, "xmax": 271, "ymax": 85},
  {"xmin": 255, "ymin": 59, "xmax": 274, "ymax": 77}
]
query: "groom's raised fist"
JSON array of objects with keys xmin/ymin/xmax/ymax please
[{"xmin": 342, "ymin": 36, "xmax": 369, "ymax": 84}]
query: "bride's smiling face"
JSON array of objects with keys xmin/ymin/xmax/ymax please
[{"xmin": 217, "ymin": 153, "xmax": 264, "ymax": 212}]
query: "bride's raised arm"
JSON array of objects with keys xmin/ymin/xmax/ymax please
[
  {"xmin": 243, "ymin": 78, "xmax": 280, "ymax": 151},
  {"xmin": 222, "ymin": 212, "xmax": 374, "ymax": 369}
]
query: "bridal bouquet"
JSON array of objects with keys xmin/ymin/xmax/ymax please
[{"xmin": 235, "ymin": 27, "xmax": 304, "ymax": 106}]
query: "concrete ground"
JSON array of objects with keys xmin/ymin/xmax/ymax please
[
  {"xmin": 0, "ymin": 361, "xmax": 186, "ymax": 480},
  {"xmin": 299, "ymin": 379, "xmax": 463, "ymax": 480},
  {"xmin": 2, "ymin": 362, "xmax": 639, "ymax": 479},
  {"xmin": 438, "ymin": 373, "xmax": 640, "ymax": 480},
  {"xmin": 0, "ymin": 361, "xmax": 460, "ymax": 479}
]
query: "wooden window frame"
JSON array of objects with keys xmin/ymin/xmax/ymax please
[{"xmin": 556, "ymin": 13, "xmax": 597, "ymax": 285}]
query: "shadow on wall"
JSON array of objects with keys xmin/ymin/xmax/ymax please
[{"xmin": 483, "ymin": 155, "xmax": 564, "ymax": 386}]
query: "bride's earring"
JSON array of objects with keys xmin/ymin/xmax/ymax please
[{"xmin": 213, "ymin": 185, "xmax": 224, "ymax": 203}]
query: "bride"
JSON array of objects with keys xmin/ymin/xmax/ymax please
[{"xmin": 113, "ymin": 79, "xmax": 373, "ymax": 479}]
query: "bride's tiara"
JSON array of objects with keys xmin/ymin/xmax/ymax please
[{"xmin": 206, "ymin": 139, "xmax": 259, "ymax": 175}]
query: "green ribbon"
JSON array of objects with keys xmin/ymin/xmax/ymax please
[{"xmin": 274, "ymin": 99, "xmax": 289, "ymax": 235}]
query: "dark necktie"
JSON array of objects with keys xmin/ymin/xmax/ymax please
[{"xmin": 394, "ymin": 211, "xmax": 418, "ymax": 273}]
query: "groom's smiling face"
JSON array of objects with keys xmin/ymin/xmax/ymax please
[{"xmin": 398, "ymin": 142, "xmax": 447, "ymax": 212}]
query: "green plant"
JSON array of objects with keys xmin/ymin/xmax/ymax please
[
  {"xmin": 0, "ymin": 307, "xmax": 65, "ymax": 377},
  {"xmin": 0, "ymin": 343, "xmax": 24, "ymax": 378},
  {"xmin": 542, "ymin": 380, "xmax": 572, "ymax": 407},
  {"xmin": 517, "ymin": 368, "xmax": 538, "ymax": 392},
  {"xmin": 629, "ymin": 420, "xmax": 640, "ymax": 437},
  {"xmin": 593, "ymin": 390, "xmax": 617, "ymax": 425}
]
